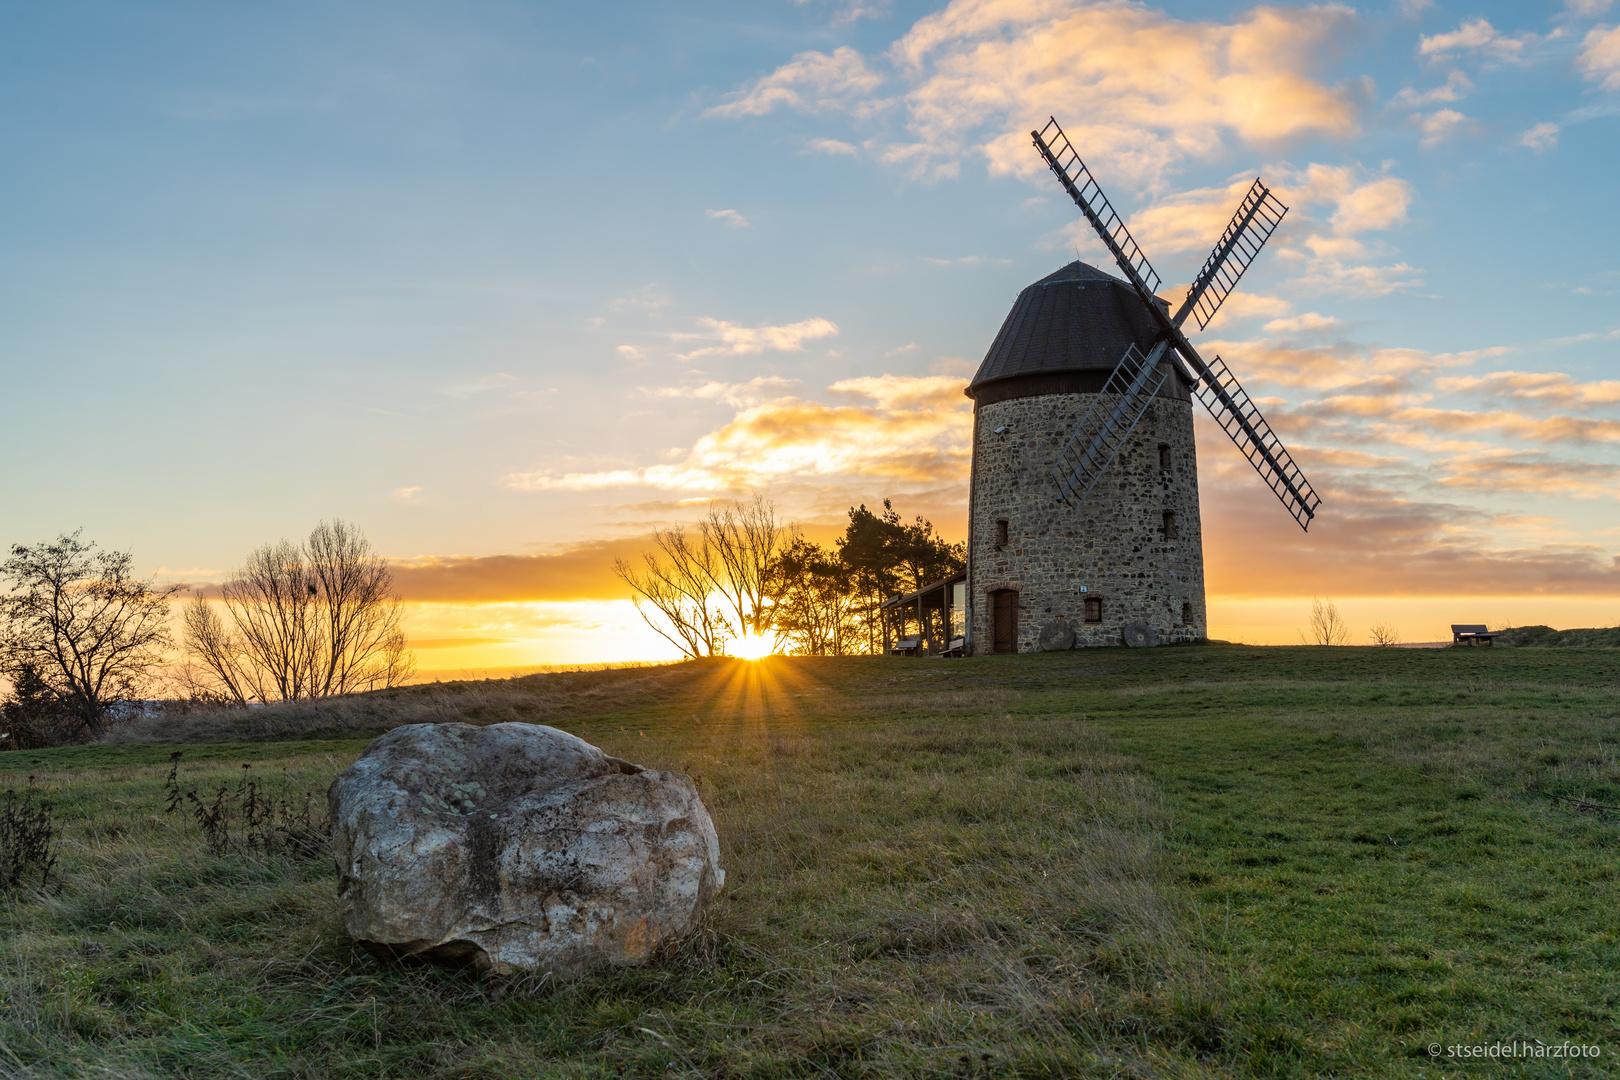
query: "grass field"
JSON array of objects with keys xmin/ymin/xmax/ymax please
[{"xmin": 1, "ymin": 646, "xmax": 1617, "ymax": 1078}]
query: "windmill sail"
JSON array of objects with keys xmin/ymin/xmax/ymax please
[
  {"xmin": 1032, "ymin": 118, "xmax": 1162, "ymax": 304},
  {"xmin": 1174, "ymin": 179, "xmax": 1288, "ymax": 332},
  {"xmin": 1188, "ymin": 353, "xmax": 1320, "ymax": 529},
  {"xmin": 1031, "ymin": 115, "xmax": 1321, "ymax": 530},
  {"xmin": 1051, "ymin": 341, "xmax": 1171, "ymax": 505}
]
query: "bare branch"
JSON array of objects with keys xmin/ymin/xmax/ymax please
[
  {"xmin": 0, "ymin": 532, "xmax": 174, "ymax": 738},
  {"xmin": 183, "ymin": 521, "xmax": 414, "ymax": 703}
]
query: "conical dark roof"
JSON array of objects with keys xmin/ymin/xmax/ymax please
[{"xmin": 967, "ymin": 261, "xmax": 1169, "ymax": 399}]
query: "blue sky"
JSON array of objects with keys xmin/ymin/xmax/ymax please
[{"xmin": 3, "ymin": 0, "xmax": 1618, "ymax": 661}]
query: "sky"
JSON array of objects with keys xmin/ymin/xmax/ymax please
[{"xmin": 2, "ymin": 0, "xmax": 1618, "ymax": 669}]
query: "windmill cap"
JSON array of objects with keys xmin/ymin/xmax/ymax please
[{"xmin": 966, "ymin": 260, "xmax": 1176, "ymax": 401}]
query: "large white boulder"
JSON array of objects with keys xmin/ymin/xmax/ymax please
[{"xmin": 328, "ymin": 722, "xmax": 724, "ymax": 975}]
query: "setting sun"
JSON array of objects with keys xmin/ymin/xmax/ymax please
[{"xmin": 730, "ymin": 633, "xmax": 777, "ymax": 661}]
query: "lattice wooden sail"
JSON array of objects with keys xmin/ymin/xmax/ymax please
[{"xmin": 1051, "ymin": 341, "xmax": 1171, "ymax": 506}]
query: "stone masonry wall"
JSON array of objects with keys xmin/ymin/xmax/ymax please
[{"xmin": 968, "ymin": 391, "xmax": 1206, "ymax": 653}]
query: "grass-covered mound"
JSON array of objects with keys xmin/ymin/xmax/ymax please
[
  {"xmin": 1495, "ymin": 624, "xmax": 1620, "ymax": 648},
  {"xmin": 1, "ymin": 646, "xmax": 1617, "ymax": 1078}
]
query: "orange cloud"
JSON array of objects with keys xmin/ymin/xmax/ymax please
[
  {"xmin": 390, "ymin": 540, "xmax": 646, "ymax": 602},
  {"xmin": 713, "ymin": 1, "xmax": 1362, "ymax": 186},
  {"xmin": 1199, "ymin": 446, "xmax": 1620, "ymax": 598},
  {"xmin": 1434, "ymin": 452, "xmax": 1620, "ymax": 498},
  {"xmin": 1388, "ymin": 407, "xmax": 1620, "ymax": 444},
  {"xmin": 1197, "ymin": 340, "xmax": 1449, "ymax": 392},
  {"xmin": 898, "ymin": 1, "xmax": 1362, "ymax": 183},
  {"xmin": 502, "ymin": 374, "xmax": 973, "ymax": 496},
  {"xmin": 1436, "ymin": 370, "xmax": 1620, "ymax": 407}
]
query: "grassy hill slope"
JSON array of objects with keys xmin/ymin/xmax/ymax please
[
  {"xmin": 1496, "ymin": 624, "xmax": 1620, "ymax": 648},
  {"xmin": 1, "ymin": 646, "xmax": 1616, "ymax": 1078}
]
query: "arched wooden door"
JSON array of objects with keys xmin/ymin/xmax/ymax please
[{"xmin": 991, "ymin": 589, "xmax": 1018, "ymax": 653}]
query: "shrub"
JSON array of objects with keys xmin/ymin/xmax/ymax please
[{"xmin": 0, "ymin": 779, "xmax": 57, "ymax": 890}]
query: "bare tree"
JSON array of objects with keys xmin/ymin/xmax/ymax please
[
  {"xmin": 184, "ymin": 521, "xmax": 412, "ymax": 704},
  {"xmin": 614, "ymin": 525, "xmax": 730, "ymax": 660},
  {"xmin": 616, "ymin": 497, "xmax": 798, "ymax": 659},
  {"xmin": 306, "ymin": 521, "xmax": 413, "ymax": 695},
  {"xmin": 1369, "ymin": 622, "xmax": 1401, "ymax": 647},
  {"xmin": 703, "ymin": 495, "xmax": 789, "ymax": 641},
  {"xmin": 1305, "ymin": 598, "xmax": 1350, "ymax": 646},
  {"xmin": 0, "ymin": 532, "xmax": 175, "ymax": 739}
]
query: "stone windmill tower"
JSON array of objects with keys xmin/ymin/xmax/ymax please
[{"xmin": 965, "ymin": 118, "xmax": 1321, "ymax": 654}]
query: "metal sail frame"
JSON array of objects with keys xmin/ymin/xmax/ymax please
[{"xmin": 1031, "ymin": 116, "xmax": 1321, "ymax": 531}]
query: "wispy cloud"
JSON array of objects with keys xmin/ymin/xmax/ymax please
[
  {"xmin": 1434, "ymin": 451, "xmax": 1620, "ymax": 497},
  {"xmin": 1264, "ymin": 312, "xmax": 1338, "ymax": 335},
  {"xmin": 705, "ymin": 208, "xmax": 751, "ymax": 228},
  {"xmin": 675, "ymin": 316, "xmax": 838, "ymax": 359},
  {"xmin": 794, "ymin": 0, "xmax": 891, "ymax": 28},
  {"xmin": 1383, "ymin": 406, "xmax": 1620, "ymax": 445},
  {"xmin": 653, "ymin": 375, "xmax": 801, "ymax": 408},
  {"xmin": 606, "ymin": 284, "xmax": 672, "ymax": 314},
  {"xmin": 1435, "ymin": 370, "xmax": 1620, "ymax": 407},
  {"xmin": 805, "ymin": 137, "xmax": 858, "ymax": 156},
  {"xmin": 1392, "ymin": 69, "xmax": 1474, "ymax": 107},
  {"xmin": 1413, "ymin": 108, "xmax": 1473, "ymax": 146},
  {"xmin": 1419, "ymin": 18, "xmax": 1534, "ymax": 62},
  {"xmin": 1520, "ymin": 121, "xmax": 1560, "ymax": 151},
  {"xmin": 440, "ymin": 373, "xmax": 518, "ymax": 400},
  {"xmin": 706, "ymin": 46, "xmax": 886, "ymax": 119}
]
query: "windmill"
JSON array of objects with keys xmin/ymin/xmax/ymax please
[
  {"xmin": 1032, "ymin": 116, "xmax": 1320, "ymax": 530},
  {"xmin": 959, "ymin": 117, "xmax": 1319, "ymax": 654}
]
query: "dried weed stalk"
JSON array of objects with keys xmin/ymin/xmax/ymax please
[{"xmin": 162, "ymin": 752, "xmax": 329, "ymax": 858}]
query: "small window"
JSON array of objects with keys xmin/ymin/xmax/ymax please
[
  {"xmin": 1162, "ymin": 511, "xmax": 1177, "ymax": 539},
  {"xmin": 996, "ymin": 518, "xmax": 1009, "ymax": 547},
  {"xmin": 1083, "ymin": 596, "xmax": 1103, "ymax": 623},
  {"xmin": 1159, "ymin": 444, "xmax": 1172, "ymax": 472},
  {"xmin": 1181, "ymin": 601, "xmax": 1194, "ymax": 624}
]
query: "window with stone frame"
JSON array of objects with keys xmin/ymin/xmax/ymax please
[
  {"xmin": 1083, "ymin": 596, "xmax": 1102, "ymax": 623},
  {"xmin": 1159, "ymin": 443, "xmax": 1172, "ymax": 471},
  {"xmin": 1181, "ymin": 600, "xmax": 1193, "ymax": 623},
  {"xmin": 1162, "ymin": 510, "xmax": 1177, "ymax": 539},
  {"xmin": 996, "ymin": 518, "xmax": 1009, "ymax": 547}
]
